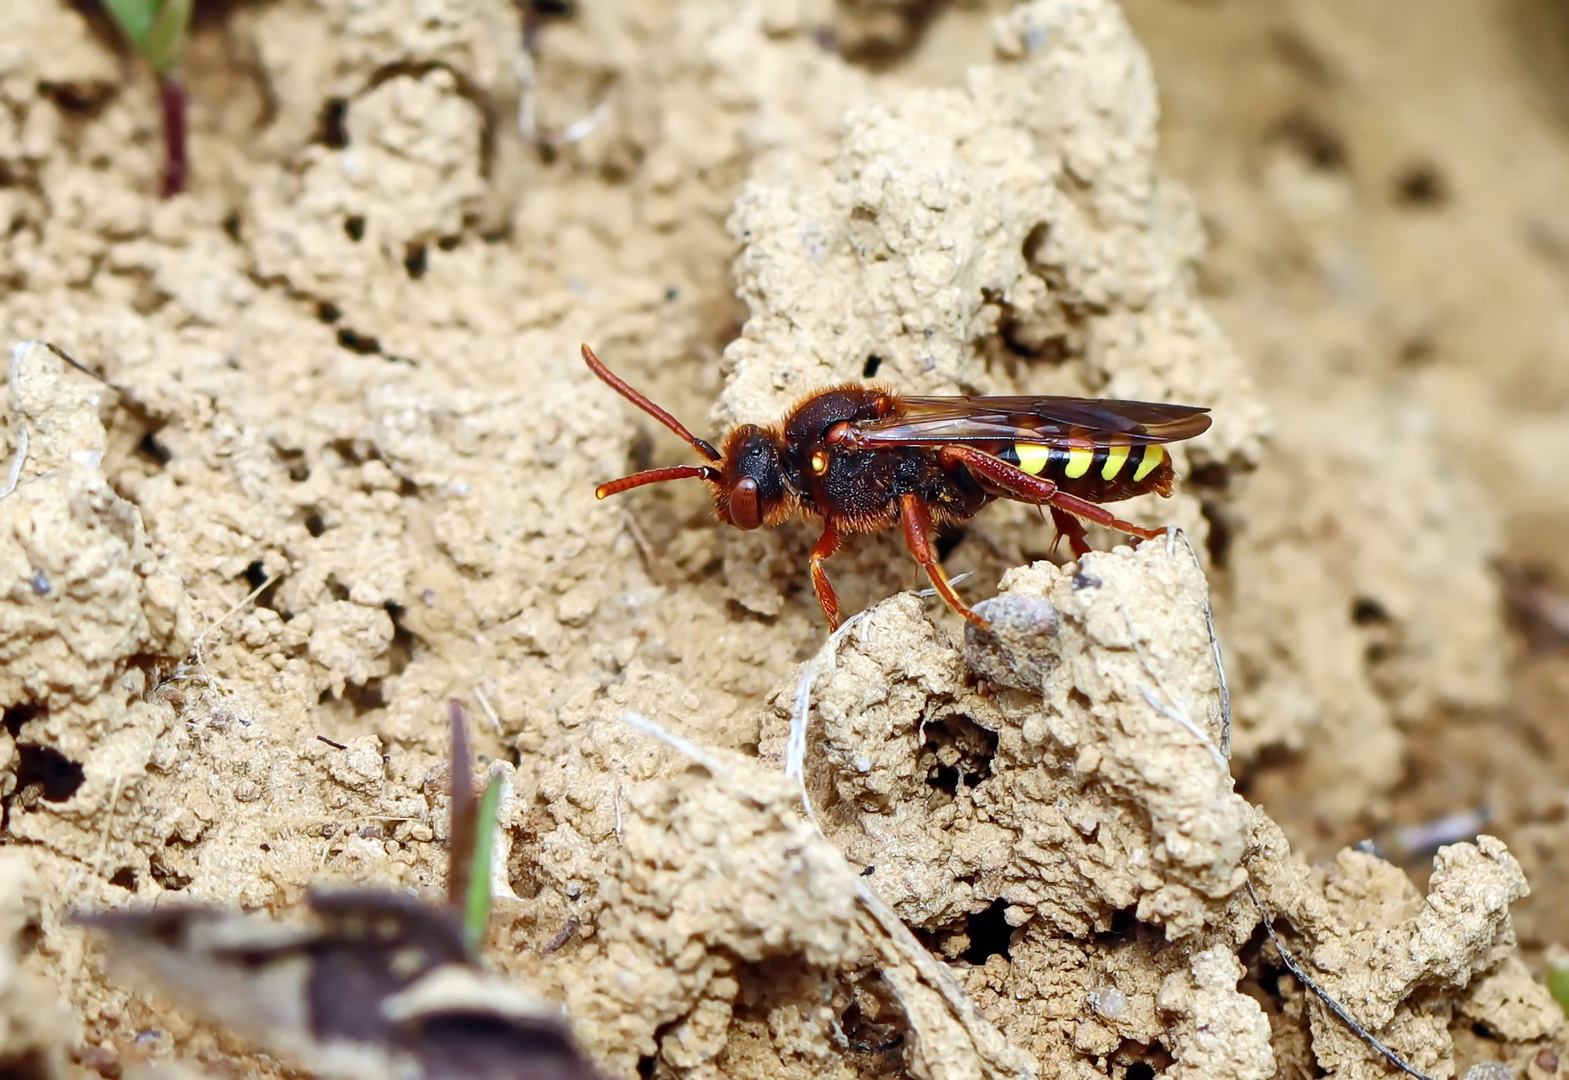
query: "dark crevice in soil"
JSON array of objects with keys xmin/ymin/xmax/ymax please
[
  {"xmin": 959, "ymin": 899, "xmax": 1013, "ymax": 965},
  {"xmin": 921, "ymin": 712, "xmax": 998, "ymax": 797}
]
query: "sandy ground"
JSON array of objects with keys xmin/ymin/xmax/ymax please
[{"xmin": 1, "ymin": 1, "xmax": 1568, "ymax": 1078}]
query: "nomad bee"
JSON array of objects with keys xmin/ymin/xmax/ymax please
[{"xmin": 583, "ymin": 344, "xmax": 1212, "ymax": 630}]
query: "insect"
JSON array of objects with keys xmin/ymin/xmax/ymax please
[{"xmin": 583, "ymin": 344, "xmax": 1212, "ymax": 630}]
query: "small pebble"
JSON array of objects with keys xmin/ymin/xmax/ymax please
[
  {"xmin": 1463, "ymin": 1064, "xmax": 1514, "ymax": 1080},
  {"xmin": 1088, "ymin": 986, "xmax": 1126, "ymax": 1020}
]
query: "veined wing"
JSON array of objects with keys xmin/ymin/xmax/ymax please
[{"xmin": 854, "ymin": 395, "xmax": 1212, "ymax": 447}]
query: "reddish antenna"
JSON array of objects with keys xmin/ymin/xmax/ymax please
[
  {"xmin": 594, "ymin": 464, "xmax": 720, "ymax": 500},
  {"xmin": 582, "ymin": 344, "xmax": 721, "ymax": 461}
]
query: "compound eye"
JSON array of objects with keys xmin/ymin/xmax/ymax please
[{"xmin": 728, "ymin": 476, "xmax": 762, "ymax": 530}]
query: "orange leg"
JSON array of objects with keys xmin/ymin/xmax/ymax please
[
  {"xmin": 810, "ymin": 520, "xmax": 845, "ymax": 630},
  {"xmin": 937, "ymin": 445, "xmax": 1163, "ymax": 545},
  {"xmin": 900, "ymin": 493, "xmax": 985, "ymax": 625},
  {"xmin": 1050, "ymin": 507, "xmax": 1091, "ymax": 558}
]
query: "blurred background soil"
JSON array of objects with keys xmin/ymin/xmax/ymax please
[
  {"xmin": 1120, "ymin": 0, "xmax": 1569, "ymax": 950},
  {"xmin": 2, "ymin": 0, "xmax": 1569, "ymax": 1077}
]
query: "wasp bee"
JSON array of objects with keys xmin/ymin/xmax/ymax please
[{"xmin": 584, "ymin": 344, "xmax": 1211, "ymax": 629}]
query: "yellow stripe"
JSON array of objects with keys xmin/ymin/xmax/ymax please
[
  {"xmin": 1133, "ymin": 445, "xmax": 1164, "ymax": 482},
  {"xmin": 1101, "ymin": 443, "xmax": 1130, "ymax": 480},
  {"xmin": 1015, "ymin": 443, "xmax": 1051, "ymax": 476},
  {"xmin": 1064, "ymin": 445, "xmax": 1094, "ymax": 479}
]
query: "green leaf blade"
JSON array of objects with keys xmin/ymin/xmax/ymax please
[
  {"xmin": 462, "ymin": 769, "xmax": 505, "ymax": 959},
  {"xmin": 102, "ymin": 0, "xmax": 157, "ymax": 49},
  {"xmin": 101, "ymin": 0, "xmax": 191, "ymax": 74},
  {"xmin": 144, "ymin": 0, "xmax": 193, "ymax": 75},
  {"xmin": 1551, "ymin": 961, "xmax": 1569, "ymax": 1016}
]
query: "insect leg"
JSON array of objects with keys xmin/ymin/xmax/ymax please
[
  {"xmin": 936, "ymin": 445, "xmax": 1162, "ymax": 545},
  {"xmin": 810, "ymin": 520, "xmax": 845, "ymax": 630},
  {"xmin": 1049, "ymin": 507, "xmax": 1092, "ymax": 558},
  {"xmin": 938, "ymin": 444, "xmax": 1060, "ymax": 500},
  {"xmin": 899, "ymin": 493, "xmax": 984, "ymax": 625},
  {"xmin": 1044, "ymin": 488, "xmax": 1164, "ymax": 543}
]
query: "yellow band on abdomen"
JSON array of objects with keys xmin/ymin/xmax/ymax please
[
  {"xmin": 1064, "ymin": 445, "xmax": 1094, "ymax": 479},
  {"xmin": 1133, "ymin": 444, "xmax": 1165, "ymax": 482},
  {"xmin": 1101, "ymin": 443, "xmax": 1130, "ymax": 480},
  {"xmin": 1015, "ymin": 443, "xmax": 1051, "ymax": 476}
]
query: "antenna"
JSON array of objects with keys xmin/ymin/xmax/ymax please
[
  {"xmin": 595, "ymin": 464, "xmax": 721, "ymax": 500},
  {"xmin": 581, "ymin": 344, "xmax": 720, "ymax": 461}
]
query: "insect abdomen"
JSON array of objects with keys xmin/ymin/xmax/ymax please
[{"xmin": 998, "ymin": 441, "xmax": 1171, "ymax": 498}]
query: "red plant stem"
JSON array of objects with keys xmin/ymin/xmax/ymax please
[
  {"xmin": 158, "ymin": 74, "xmax": 187, "ymax": 197},
  {"xmin": 447, "ymin": 700, "xmax": 476, "ymax": 911}
]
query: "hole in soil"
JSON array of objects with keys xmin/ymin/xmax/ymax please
[
  {"xmin": 404, "ymin": 244, "xmax": 428, "ymax": 280},
  {"xmin": 837, "ymin": 974, "xmax": 907, "ymax": 1053},
  {"xmin": 1022, "ymin": 221, "xmax": 1051, "ymax": 265},
  {"xmin": 343, "ymin": 215, "xmax": 366, "ymax": 242},
  {"xmin": 336, "ymin": 327, "xmax": 382, "ymax": 355},
  {"xmin": 1392, "ymin": 160, "xmax": 1448, "ymax": 208},
  {"xmin": 242, "ymin": 560, "xmax": 268, "ymax": 590},
  {"xmin": 862, "ymin": 353, "xmax": 883, "ymax": 378},
  {"xmin": 1234, "ymin": 743, "xmax": 1298, "ymax": 804},
  {"xmin": 1199, "ymin": 498, "xmax": 1232, "ymax": 570},
  {"xmin": 278, "ymin": 448, "xmax": 309, "ymax": 482},
  {"xmin": 507, "ymin": 830, "xmax": 547, "ymax": 900},
  {"xmin": 149, "ymin": 856, "xmax": 191, "ymax": 891},
  {"xmin": 627, "ymin": 427, "xmax": 655, "ymax": 472},
  {"xmin": 319, "ymin": 97, "xmax": 349, "ymax": 148},
  {"xmin": 15, "ymin": 743, "xmax": 85, "ymax": 803},
  {"xmin": 345, "ymin": 680, "xmax": 386, "ymax": 714},
  {"xmin": 5, "ymin": 703, "xmax": 41, "ymax": 737},
  {"xmin": 833, "ymin": 0, "xmax": 943, "ymax": 68},
  {"xmin": 1187, "ymin": 462, "xmax": 1231, "ymax": 491},
  {"xmin": 1, "ymin": 1048, "xmax": 51, "ymax": 1080},
  {"xmin": 316, "ymin": 301, "xmax": 342, "ymax": 324},
  {"xmin": 1269, "ymin": 109, "xmax": 1347, "ymax": 172},
  {"xmin": 136, "ymin": 429, "xmax": 172, "ymax": 467},
  {"xmin": 39, "ymin": 80, "xmax": 113, "ymax": 116},
  {"xmin": 108, "ymin": 867, "xmax": 138, "ymax": 890},
  {"xmin": 998, "ymin": 307, "xmax": 1072, "ymax": 363},
  {"xmin": 636, "ymin": 1056, "xmax": 656, "ymax": 1080},
  {"xmin": 935, "ymin": 525, "xmax": 966, "ymax": 563},
  {"xmin": 1108, "ymin": 905, "xmax": 1138, "ymax": 938},
  {"xmin": 330, "ymin": 438, "xmax": 367, "ymax": 466},
  {"xmin": 239, "ymin": 561, "xmax": 283, "ymax": 612},
  {"xmin": 304, "ymin": 510, "xmax": 327, "ymax": 537},
  {"xmin": 327, "ymin": 580, "xmax": 350, "ymax": 602},
  {"xmin": 1351, "ymin": 597, "xmax": 1391, "ymax": 625},
  {"xmin": 222, "ymin": 211, "xmax": 242, "ymax": 241},
  {"xmin": 386, "ymin": 602, "xmax": 417, "ymax": 676},
  {"xmin": 921, "ymin": 713, "xmax": 998, "ymax": 796},
  {"xmin": 1125, "ymin": 1063, "xmax": 1157, "ymax": 1080},
  {"xmin": 960, "ymin": 899, "xmax": 1012, "ymax": 965}
]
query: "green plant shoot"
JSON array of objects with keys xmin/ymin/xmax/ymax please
[
  {"xmin": 1550, "ymin": 959, "xmax": 1569, "ymax": 1017},
  {"xmin": 102, "ymin": 0, "xmax": 193, "ymax": 76},
  {"xmin": 463, "ymin": 769, "xmax": 505, "ymax": 959},
  {"xmin": 100, "ymin": 0, "xmax": 193, "ymax": 196}
]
